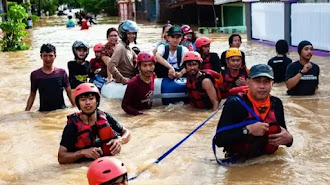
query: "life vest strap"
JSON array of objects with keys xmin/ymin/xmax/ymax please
[{"xmin": 212, "ymin": 96, "xmax": 261, "ymax": 165}]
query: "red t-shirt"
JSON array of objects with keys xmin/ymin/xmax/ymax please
[{"xmin": 121, "ymin": 73, "xmax": 155, "ymax": 115}]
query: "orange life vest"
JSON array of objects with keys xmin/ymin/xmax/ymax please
[
  {"xmin": 186, "ymin": 71, "xmax": 222, "ymax": 109},
  {"xmin": 226, "ymin": 94, "xmax": 281, "ymax": 157},
  {"xmin": 220, "ymin": 68, "xmax": 249, "ymax": 98},
  {"xmin": 67, "ymin": 110, "xmax": 116, "ymax": 156}
]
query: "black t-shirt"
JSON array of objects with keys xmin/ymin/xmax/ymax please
[
  {"xmin": 268, "ymin": 56, "xmax": 292, "ymax": 83},
  {"xmin": 68, "ymin": 60, "xmax": 91, "ymax": 89},
  {"xmin": 220, "ymin": 50, "xmax": 246, "ymax": 69},
  {"xmin": 214, "ymin": 94, "xmax": 292, "ymax": 156},
  {"xmin": 30, "ymin": 68, "xmax": 70, "ymax": 111},
  {"xmin": 285, "ymin": 61, "xmax": 319, "ymax": 95},
  {"xmin": 60, "ymin": 110, "xmax": 123, "ymax": 154}
]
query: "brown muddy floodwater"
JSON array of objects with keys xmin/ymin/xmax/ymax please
[{"xmin": 0, "ymin": 15, "xmax": 330, "ymax": 185}]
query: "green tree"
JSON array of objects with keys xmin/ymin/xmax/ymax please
[
  {"xmin": 0, "ymin": 4, "xmax": 30, "ymax": 51},
  {"xmin": 42, "ymin": 0, "xmax": 59, "ymax": 15},
  {"xmin": 78, "ymin": 0, "xmax": 117, "ymax": 16},
  {"xmin": 58, "ymin": 0, "xmax": 80, "ymax": 8}
]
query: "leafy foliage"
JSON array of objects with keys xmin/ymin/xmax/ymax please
[
  {"xmin": 42, "ymin": 0, "xmax": 59, "ymax": 15},
  {"xmin": 0, "ymin": 4, "xmax": 30, "ymax": 51},
  {"xmin": 78, "ymin": 0, "xmax": 117, "ymax": 16}
]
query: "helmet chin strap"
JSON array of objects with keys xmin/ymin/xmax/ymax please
[{"xmin": 81, "ymin": 107, "xmax": 98, "ymax": 122}]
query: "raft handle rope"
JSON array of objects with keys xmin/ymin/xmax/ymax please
[
  {"xmin": 129, "ymin": 105, "xmax": 223, "ymax": 181},
  {"xmin": 212, "ymin": 96, "xmax": 262, "ymax": 165}
]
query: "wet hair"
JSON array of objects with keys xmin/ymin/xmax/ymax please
[
  {"xmin": 275, "ymin": 39, "xmax": 289, "ymax": 55},
  {"xmin": 162, "ymin": 23, "xmax": 172, "ymax": 34},
  {"xmin": 187, "ymin": 32, "xmax": 197, "ymax": 42},
  {"xmin": 106, "ymin": 27, "xmax": 118, "ymax": 39},
  {"xmin": 229, "ymin": 34, "xmax": 242, "ymax": 45},
  {"xmin": 40, "ymin": 44, "xmax": 56, "ymax": 53}
]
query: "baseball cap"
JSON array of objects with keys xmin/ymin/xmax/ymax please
[
  {"xmin": 249, "ymin": 64, "xmax": 274, "ymax": 79},
  {"xmin": 167, "ymin": 25, "xmax": 183, "ymax": 36}
]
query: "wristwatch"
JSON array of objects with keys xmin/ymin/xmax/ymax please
[
  {"xmin": 242, "ymin": 126, "xmax": 249, "ymax": 135},
  {"xmin": 299, "ymin": 70, "xmax": 304, "ymax": 75}
]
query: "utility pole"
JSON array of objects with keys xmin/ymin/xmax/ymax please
[
  {"xmin": 38, "ymin": 0, "xmax": 41, "ymax": 16},
  {"xmin": 2, "ymin": 0, "xmax": 8, "ymax": 21}
]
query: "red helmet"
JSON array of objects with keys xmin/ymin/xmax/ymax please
[
  {"xmin": 74, "ymin": 83, "xmax": 101, "ymax": 109},
  {"xmin": 87, "ymin": 157, "xmax": 128, "ymax": 185},
  {"xmin": 195, "ymin": 37, "xmax": 211, "ymax": 49},
  {"xmin": 93, "ymin": 43, "xmax": 103, "ymax": 52},
  {"xmin": 181, "ymin": 25, "xmax": 192, "ymax": 34},
  {"xmin": 137, "ymin": 51, "xmax": 155, "ymax": 64},
  {"xmin": 183, "ymin": 51, "xmax": 202, "ymax": 63}
]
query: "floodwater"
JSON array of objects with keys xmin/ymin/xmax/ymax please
[{"xmin": 0, "ymin": 15, "xmax": 330, "ymax": 185}]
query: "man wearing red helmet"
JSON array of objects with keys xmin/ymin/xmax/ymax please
[
  {"xmin": 58, "ymin": 83, "xmax": 131, "ymax": 164},
  {"xmin": 87, "ymin": 157, "xmax": 128, "ymax": 185},
  {"xmin": 122, "ymin": 51, "xmax": 156, "ymax": 116},
  {"xmin": 195, "ymin": 36, "xmax": 221, "ymax": 73},
  {"xmin": 90, "ymin": 43, "xmax": 108, "ymax": 78},
  {"xmin": 184, "ymin": 51, "xmax": 221, "ymax": 111}
]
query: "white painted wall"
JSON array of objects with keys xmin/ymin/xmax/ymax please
[
  {"xmin": 251, "ymin": 3, "xmax": 284, "ymax": 42},
  {"xmin": 291, "ymin": 3, "xmax": 330, "ymax": 51}
]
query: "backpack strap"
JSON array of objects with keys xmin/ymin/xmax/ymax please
[
  {"xmin": 163, "ymin": 44, "xmax": 170, "ymax": 60},
  {"xmin": 176, "ymin": 45, "xmax": 182, "ymax": 67}
]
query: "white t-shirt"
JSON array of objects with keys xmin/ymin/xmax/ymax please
[{"xmin": 157, "ymin": 44, "xmax": 189, "ymax": 69}]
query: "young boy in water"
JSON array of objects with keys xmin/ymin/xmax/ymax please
[
  {"xmin": 122, "ymin": 51, "xmax": 155, "ymax": 115},
  {"xmin": 25, "ymin": 44, "xmax": 75, "ymax": 111},
  {"xmin": 68, "ymin": 41, "xmax": 92, "ymax": 89}
]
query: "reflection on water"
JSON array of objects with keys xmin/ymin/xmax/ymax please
[{"xmin": 0, "ymin": 15, "xmax": 330, "ymax": 185}]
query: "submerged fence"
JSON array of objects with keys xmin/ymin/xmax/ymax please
[
  {"xmin": 250, "ymin": 2, "xmax": 330, "ymax": 51},
  {"xmin": 251, "ymin": 3, "xmax": 284, "ymax": 43}
]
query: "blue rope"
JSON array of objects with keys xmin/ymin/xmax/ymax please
[
  {"xmin": 128, "ymin": 106, "xmax": 223, "ymax": 181},
  {"xmin": 212, "ymin": 119, "xmax": 258, "ymax": 165},
  {"xmin": 212, "ymin": 96, "xmax": 262, "ymax": 165}
]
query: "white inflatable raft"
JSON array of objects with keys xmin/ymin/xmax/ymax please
[{"xmin": 101, "ymin": 78, "xmax": 188, "ymax": 105}]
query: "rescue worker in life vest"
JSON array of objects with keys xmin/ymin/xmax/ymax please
[
  {"xmin": 58, "ymin": 83, "xmax": 131, "ymax": 164},
  {"xmin": 184, "ymin": 51, "xmax": 222, "ymax": 111},
  {"xmin": 220, "ymin": 48, "xmax": 249, "ymax": 99},
  {"xmin": 214, "ymin": 64, "xmax": 293, "ymax": 160}
]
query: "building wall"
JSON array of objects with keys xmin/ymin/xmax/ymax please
[
  {"xmin": 221, "ymin": 3, "xmax": 245, "ymax": 27},
  {"xmin": 159, "ymin": 0, "xmax": 171, "ymax": 23}
]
